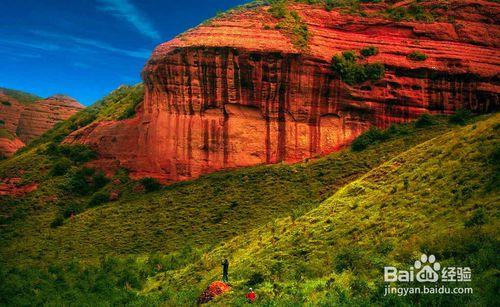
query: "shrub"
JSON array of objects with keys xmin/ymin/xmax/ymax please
[
  {"xmin": 246, "ymin": 272, "xmax": 265, "ymax": 287},
  {"xmin": 415, "ymin": 113, "xmax": 435, "ymax": 128},
  {"xmin": 1, "ymin": 100, "xmax": 11, "ymax": 106},
  {"xmin": 61, "ymin": 201, "xmax": 84, "ymax": 218},
  {"xmin": 334, "ymin": 247, "xmax": 363, "ymax": 272},
  {"xmin": 57, "ymin": 144, "xmax": 97, "ymax": 163},
  {"xmin": 332, "ymin": 51, "xmax": 385, "ymax": 85},
  {"xmin": 365, "ymin": 63, "xmax": 385, "ymax": 81},
  {"xmin": 92, "ymin": 171, "xmax": 109, "ymax": 190},
  {"xmin": 0, "ymin": 120, "xmax": 4, "ymax": 126},
  {"xmin": 50, "ymin": 216, "xmax": 64, "ymax": 228},
  {"xmin": 386, "ymin": 4, "xmax": 434, "ymax": 22},
  {"xmin": 269, "ymin": 0, "xmax": 310, "ymax": 49},
  {"xmin": 351, "ymin": 127, "xmax": 389, "ymax": 151},
  {"xmin": 360, "ymin": 46, "xmax": 378, "ymax": 57},
  {"xmin": 269, "ymin": 0, "xmax": 287, "ymax": 18},
  {"xmin": 50, "ymin": 158, "xmax": 72, "ymax": 176},
  {"xmin": 89, "ymin": 191, "xmax": 110, "ymax": 207},
  {"xmin": 67, "ymin": 167, "xmax": 96, "ymax": 195},
  {"xmin": 449, "ymin": 109, "xmax": 473, "ymax": 125},
  {"xmin": 464, "ymin": 208, "xmax": 487, "ymax": 227},
  {"xmin": 407, "ymin": 51, "xmax": 427, "ymax": 61},
  {"xmin": 140, "ymin": 177, "xmax": 162, "ymax": 192}
]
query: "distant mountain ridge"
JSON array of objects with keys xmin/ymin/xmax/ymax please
[{"xmin": 0, "ymin": 88, "xmax": 84, "ymax": 158}]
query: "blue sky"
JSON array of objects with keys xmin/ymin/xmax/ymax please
[{"xmin": 0, "ymin": 0, "xmax": 248, "ymax": 105}]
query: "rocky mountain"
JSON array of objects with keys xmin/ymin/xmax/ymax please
[
  {"xmin": 0, "ymin": 90, "xmax": 84, "ymax": 157},
  {"xmin": 65, "ymin": 0, "xmax": 499, "ymax": 183}
]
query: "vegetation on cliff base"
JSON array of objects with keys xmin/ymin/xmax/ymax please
[
  {"xmin": 1, "ymin": 113, "xmax": 497, "ymax": 306},
  {"xmin": 142, "ymin": 114, "xmax": 499, "ymax": 306},
  {"xmin": 331, "ymin": 50, "xmax": 385, "ymax": 85}
]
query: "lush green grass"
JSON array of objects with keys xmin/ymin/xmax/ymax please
[
  {"xmin": 143, "ymin": 113, "xmax": 499, "ymax": 306},
  {"xmin": 0, "ymin": 116, "xmax": 456, "ymax": 268},
  {"xmin": 2, "ymin": 113, "xmax": 496, "ymax": 305}
]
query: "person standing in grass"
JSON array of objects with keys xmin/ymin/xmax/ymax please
[
  {"xmin": 246, "ymin": 288, "xmax": 256, "ymax": 303},
  {"xmin": 222, "ymin": 259, "xmax": 229, "ymax": 283}
]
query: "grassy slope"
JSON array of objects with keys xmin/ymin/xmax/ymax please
[
  {"xmin": 1, "ymin": 117, "xmax": 457, "ymax": 267},
  {"xmin": 142, "ymin": 114, "xmax": 499, "ymax": 306},
  {"xmin": 0, "ymin": 114, "xmax": 497, "ymax": 306}
]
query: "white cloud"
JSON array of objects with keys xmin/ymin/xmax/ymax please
[
  {"xmin": 31, "ymin": 30, "xmax": 151, "ymax": 59},
  {"xmin": 97, "ymin": 0, "xmax": 160, "ymax": 41}
]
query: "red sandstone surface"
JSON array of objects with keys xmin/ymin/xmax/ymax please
[
  {"xmin": 0, "ymin": 177, "xmax": 38, "ymax": 196},
  {"xmin": 65, "ymin": 0, "xmax": 500, "ymax": 183},
  {"xmin": 197, "ymin": 281, "xmax": 231, "ymax": 304},
  {"xmin": 0, "ymin": 137, "xmax": 25, "ymax": 158},
  {"xmin": 0, "ymin": 94, "xmax": 84, "ymax": 157}
]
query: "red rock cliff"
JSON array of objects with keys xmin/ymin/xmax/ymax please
[{"xmin": 66, "ymin": 0, "xmax": 500, "ymax": 183}]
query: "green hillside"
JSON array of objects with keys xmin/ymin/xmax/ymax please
[
  {"xmin": 0, "ymin": 105, "xmax": 498, "ymax": 305},
  {"xmin": 144, "ymin": 113, "xmax": 499, "ymax": 306}
]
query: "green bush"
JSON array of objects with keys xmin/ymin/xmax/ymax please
[
  {"xmin": 360, "ymin": 46, "xmax": 378, "ymax": 57},
  {"xmin": 140, "ymin": 177, "xmax": 162, "ymax": 192},
  {"xmin": 385, "ymin": 4, "xmax": 434, "ymax": 22},
  {"xmin": 61, "ymin": 201, "xmax": 84, "ymax": 218},
  {"xmin": 269, "ymin": 0, "xmax": 287, "ymax": 18},
  {"xmin": 246, "ymin": 272, "xmax": 265, "ymax": 287},
  {"xmin": 0, "ymin": 120, "xmax": 4, "ymax": 126},
  {"xmin": 92, "ymin": 171, "xmax": 110, "ymax": 190},
  {"xmin": 89, "ymin": 191, "xmax": 110, "ymax": 207},
  {"xmin": 57, "ymin": 144, "xmax": 97, "ymax": 163},
  {"xmin": 407, "ymin": 51, "xmax": 427, "ymax": 61},
  {"xmin": 449, "ymin": 109, "xmax": 473, "ymax": 125},
  {"xmin": 332, "ymin": 51, "xmax": 385, "ymax": 85},
  {"xmin": 1, "ymin": 100, "xmax": 12, "ymax": 106},
  {"xmin": 365, "ymin": 63, "xmax": 385, "ymax": 81},
  {"xmin": 415, "ymin": 113, "xmax": 435, "ymax": 128},
  {"xmin": 67, "ymin": 167, "xmax": 96, "ymax": 195},
  {"xmin": 351, "ymin": 127, "xmax": 389, "ymax": 151},
  {"xmin": 50, "ymin": 158, "xmax": 72, "ymax": 176},
  {"xmin": 50, "ymin": 216, "xmax": 64, "ymax": 228},
  {"xmin": 464, "ymin": 208, "xmax": 487, "ymax": 227},
  {"xmin": 334, "ymin": 247, "xmax": 363, "ymax": 272},
  {"xmin": 269, "ymin": 0, "xmax": 310, "ymax": 49}
]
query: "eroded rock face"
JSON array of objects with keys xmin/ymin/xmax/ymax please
[
  {"xmin": 0, "ymin": 137, "xmax": 24, "ymax": 158},
  {"xmin": 0, "ymin": 94, "xmax": 83, "ymax": 157},
  {"xmin": 66, "ymin": 1, "xmax": 500, "ymax": 183}
]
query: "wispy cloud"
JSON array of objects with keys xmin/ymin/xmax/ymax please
[
  {"xmin": 31, "ymin": 30, "xmax": 151, "ymax": 59},
  {"xmin": 0, "ymin": 47, "xmax": 42, "ymax": 59},
  {"xmin": 0, "ymin": 38, "xmax": 61, "ymax": 52},
  {"xmin": 97, "ymin": 0, "xmax": 160, "ymax": 41}
]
